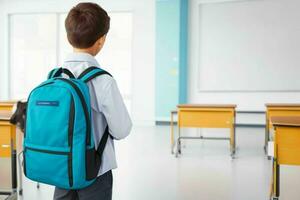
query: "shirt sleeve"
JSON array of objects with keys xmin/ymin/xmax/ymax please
[{"xmin": 94, "ymin": 77, "xmax": 132, "ymax": 140}]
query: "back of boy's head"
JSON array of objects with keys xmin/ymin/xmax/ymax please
[{"xmin": 65, "ymin": 3, "xmax": 110, "ymax": 49}]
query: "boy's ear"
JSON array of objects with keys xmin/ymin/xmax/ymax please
[
  {"xmin": 91, "ymin": 35, "xmax": 106, "ymax": 55},
  {"xmin": 97, "ymin": 35, "xmax": 106, "ymax": 46}
]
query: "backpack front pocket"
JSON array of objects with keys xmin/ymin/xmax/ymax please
[{"xmin": 24, "ymin": 147, "xmax": 73, "ymax": 188}]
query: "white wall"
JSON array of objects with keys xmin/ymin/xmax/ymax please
[
  {"xmin": 188, "ymin": 0, "xmax": 300, "ymax": 115},
  {"xmin": 197, "ymin": 0, "xmax": 300, "ymax": 92},
  {"xmin": 0, "ymin": 0, "xmax": 155, "ymax": 125}
]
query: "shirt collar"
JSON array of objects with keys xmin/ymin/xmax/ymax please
[{"xmin": 64, "ymin": 52, "xmax": 100, "ymax": 67}]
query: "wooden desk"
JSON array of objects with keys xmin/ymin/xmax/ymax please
[
  {"xmin": 270, "ymin": 116, "xmax": 300, "ymax": 200},
  {"xmin": 171, "ymin": 104, "xmax": 236, "ymax": 158},
  {"xmin": 0, "ymin": 102, "xmax": 15, "ymax": 111},
  {"xmin": 265, "ymin": 104, "xmax": 300, "ymax": 153},
  {"xmin": 0, "ymin": 111, "xmax": 16, "ymax": 157},
  {"xmin": 0, "ymin": 111, "xmax": 17, "ymax": 197}
]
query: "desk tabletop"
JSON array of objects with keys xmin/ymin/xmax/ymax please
[
  {"xmin": 271, "ymin": 116, "xmax": 300, "ymax": 127},
  {"xmin": 0, "ymin": 110, "xmax": 12, "ymax": 121},
  {"xmin": 177, "ymin": 104, "xmax": 237, "ymax": 108},
  {"xmin": 266, "ymin": 103, "xmax": 300, "ymax": 107},
  {"xmin": 0, "ymin": 101, "xmax": 16, "ymax": 105}
]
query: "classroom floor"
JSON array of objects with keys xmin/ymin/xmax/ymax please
[{"xmin": 1, "ymin": 126, "xmax": 300, "ymax": 200}]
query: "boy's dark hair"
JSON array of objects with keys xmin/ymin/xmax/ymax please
[{"xmin": 65, "ymin": 3, "xmax": 110, "ymax": 48}]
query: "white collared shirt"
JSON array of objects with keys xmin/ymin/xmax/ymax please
[{"xmin": 62, "ymin": 52, "xmax": 132, "ymax": 176}]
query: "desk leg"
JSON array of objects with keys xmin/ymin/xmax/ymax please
[
  {"xmin": 10, "ymin": 139, "xmax": 17, "ymax": 192},
  {"xmin": 175, "ymin": 126, "xmax": 181, "ymax": 158},
  {"xmin": 271, "ymin": 130, "xmax": 279, "ymax": 200},
  {"xmin": 276, "ymin": 164, "xmax": 280, "ymax": 198},
  {"xmin": 265, "ymin": 115, "xmax": 269, "ymax": 154},
  {"xmin": 178, "ymin": 127, "xmax": 181, "ymax": 154},
  {"xmin": 230, "ymin": 112, "xmax": 236, "ymax": 158},
  {"xmin": 170, "ymin": 112, "xmax": 174, "ymax": 154},
  {"xmin": 11, "ymin": 151, "xmax": 17, "ymax": 191},
  {"xmin": 272, "ymin": 159, "xmax": 280, "ymax": 199},
  {"xmin": 230, "ymin": 125, "xmax": 236, "ymax": 158},
  {"xmin": 18, "ymin": 152, "xmax": 23, "ymax": 195}
]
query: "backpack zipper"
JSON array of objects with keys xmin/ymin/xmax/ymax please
[
  {"xmin": 25, "ymin": 147, "xmax": 69, "ymax": 155},
  {"xmin": 68, "ymin": 97, "xmax": 75, "ymax": 187}
]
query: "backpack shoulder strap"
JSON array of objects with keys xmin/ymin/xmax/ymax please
[
  {"xmin": 47, "ymin": 68, "xmax": 61, "ymax": 79},
  {"xmin": 96, "ymin": 126, "xmax": 110, "ymax": 158},
  {"xmin": 78, "ymin": 67, "xmax": 112, "ymax": 157},
  {"xmin": 78, "ymin": 66, "xmax": 112, "ymax": 83},
  {"xmin": 48, "ymin": 68, "xmax": 75, "ymax": 79}
]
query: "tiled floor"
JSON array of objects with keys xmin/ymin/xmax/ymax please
[{"xmin": 1, "ymin": 126, "xmax": 300, "ymax": 200}]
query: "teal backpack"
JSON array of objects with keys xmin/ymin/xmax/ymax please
[{"xmin": 23, "ymin": 67, "xmax": 111, "ymax": 189}]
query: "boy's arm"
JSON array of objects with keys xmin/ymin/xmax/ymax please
[{"xmin": 95, "ymin": 77, "xmax": 132, "ymax": 140}]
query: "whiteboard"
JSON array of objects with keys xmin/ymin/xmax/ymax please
[{"xmin": 197, "ymin": 0, "xmax": 300, "ymax": 92}]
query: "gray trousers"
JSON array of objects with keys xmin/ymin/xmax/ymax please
[{"xmin": 53, "ymin": 171, "xmax": 113, "ymax": 200}]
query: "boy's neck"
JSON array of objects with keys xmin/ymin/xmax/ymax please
[{"xmin": 73, "ymin": 48, "xmax": 96, "ymax": 57}]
